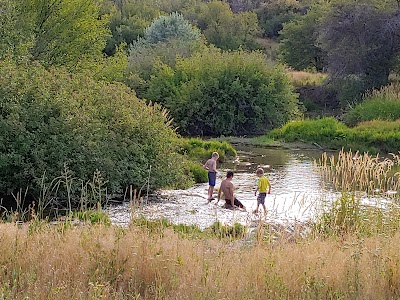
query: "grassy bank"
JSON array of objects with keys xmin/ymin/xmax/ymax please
[
  {"xmin": 1, "ymin": 221, "xmax": 400, "ymax": 299},
  {"xmin": 266, "ymin": 117, "xmax": 400, "ymax": 154}
]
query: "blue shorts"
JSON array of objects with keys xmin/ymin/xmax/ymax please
[
  {"xmin": 257, "ymin": 193, "xmax": 266, "ymax": 204},
  {"xmin": 208, "ymin": 172, "xmax": 216, "ymax": 186}
]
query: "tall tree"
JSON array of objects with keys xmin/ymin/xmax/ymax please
[
  {"xmin": 26, "ymin": 0, "xmax": 110, "ymax": 69},
  {"xmin": 1, "ymin": 0, "xmax": 115, "ymax": 72},
  {"xmin": 279, "ymin": 3, "xmax": 328, "ymax": 71},
  {"xmin": 184, "ymin": 1, "xmax": 260, "ymax": 50},
  {"xmin": 319, "ymin": 3, "xmax": 400, "ymax": 89}
]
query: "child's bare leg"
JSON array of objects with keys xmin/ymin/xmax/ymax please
[
  {"xmin": 253, "ymin": 204, "xmax": 259, "ymax": 214},
  {"xmin": 262, "ymin": 204, "xmax": 267, "ymax": 215},
  {"xmin": 208, "ymin": 186, "xmax": 215, "ymax": 201}
]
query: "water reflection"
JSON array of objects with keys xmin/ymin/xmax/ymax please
[{"xmin": 107, "ymin": 146, "xmax": 340, "ymax": 229}]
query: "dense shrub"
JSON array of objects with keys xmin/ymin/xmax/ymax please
[
  {"xmin": 0, "ymin": 60, "xmax": 192, "ymax": 205},
  {"xmin": 142, "ymin": 12, "xmax": 201, "ymax": 44},
  {"xmin": 178, "ymin": 138, "xmax": 237, "ymax": 162},
  {"xmin": 345, "ymin": 84, "xmax": 400, "ymax": 127},
  {"xmin": 146, "ymin": 49, "xmax": 301, "ymax": 136},
  {"xmin": 330, "ymin": 75, "xmax": 366, "ymax": 108},
  {"xmin": 187, "ymin": 162, "xmax": 208, "ymax": 184},
  {"xmin": 126, "ymin": 12, "xmax": 205, "ymax": 97},
  {"xmin": 183, "ymin": 1, "xmax": 260, "ymax": 51}
]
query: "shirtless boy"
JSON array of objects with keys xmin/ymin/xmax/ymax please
[
  {"xmin": 203, "ymin": 152, "xmax": 219, "ymax": 201},
  {"xmin": 217, "ymin": 171, "xmax": 245, "ymax": 210}
]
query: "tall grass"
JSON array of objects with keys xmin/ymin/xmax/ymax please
[
  {"xmin": 319, "ymin": 149, "xmax": 400, "ymax": 195},
  {"xmin": 2, "ymin": 221, "xmax": 400, "ymax": 299},
  {"xmin": 345, "ymin": 83, "xmax": 400, "ymax": 126},
  {"xmin": 315, "ymin": 149, "xmax": 400, "ymax": 237},
  {"xmin": 3, "ymin": 150, "xmax": 400, "ymax": 298},
  {"xmin": 287, "ymin": 70, "xmax": 327, "ymax": 87}
]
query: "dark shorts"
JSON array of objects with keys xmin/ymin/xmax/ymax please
[
  {"xmin": 208, "ymin": 172, "xmax": 216, "ymax": 186},
  {"xmin": 257, "ymin": 193, "xmax": 267, "ymax": 205},
  {"xmin": 225, "ymin": 197, "xmax": 245, "ymax": 209}
]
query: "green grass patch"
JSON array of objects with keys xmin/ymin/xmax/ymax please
[
  {"xmin": 268, "ymin": 117, "xmax": 347, "ymax": 145},
  {"xmin": 73, "ymin": 210, "xmax": 111, "ymax": 225},
  {"xmin": 250, "ymin": 135, "xmax": 282, "ymax": 147},
  {"xmin": 130, "ymin": 217, "xmax": 246, "ymax": 240},
  {"xmin": 267, "ymin": 117, "xmax": 400, "ymax": 154}
]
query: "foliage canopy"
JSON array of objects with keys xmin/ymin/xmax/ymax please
[
  {"xmin": 146, "ymin": 49, "xmax": 301, "ymax": 136},
  {"xmin": 0, "ymin": 60, "xmax": 192, "ymax": 203}
]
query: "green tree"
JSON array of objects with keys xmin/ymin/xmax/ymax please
[
  {"xmin": 126, "ymin": 12, "xmax": 204, "ymax": 96},
  {"xmin": 24, "ymin": 0, "xmax": 110, "ymax": 68},
  {"xmin": 279, "ymin": 3, "xmax": 328, "ymax": 71},
  {"xmin": 143, "ymin": 12, "xmax": 201, "ymax": 44},
  {"xmin": 256, "ymin": 0, "xmax": 305, "ymax": 38},
  {"xmin": 0, "ymin": 0, "xmax": 33, "ymax": 59},
  {"xmin": 102, "ymin": 0, "xmax": 161, "ymax": 56},
  {"xmin": 146, "ymin": 49, "xmax": 301, "ymax": 136},
  {"xmin": 1, "ymin": 0, "xmax": 126, "ymax": 80},
  {"xmin": 183, "ymin": 1, "xmax": 260, "ymax": 50}
]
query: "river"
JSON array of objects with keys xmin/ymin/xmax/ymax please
[{"xmin": 107, "ymin": 145, "xmax": 341, "ymax": 230}]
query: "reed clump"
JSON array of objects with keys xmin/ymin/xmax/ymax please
[
  {"xmin": 315, "ymin": 149, "xmax": 400, "ymax": 237},
  {"xmin": 319, "ymin": 149, "xmax": 400, "ymax": 195}
]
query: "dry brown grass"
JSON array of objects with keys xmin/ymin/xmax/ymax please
[
  {"xmin": 287, "ymin": 70, "xmax": 328, "ymax": 87},
  {"xmin": 319, "ymin": 149, "xmax": 400, "ymax": 195},
  {"xmin": 1, "ymin": 221, "xmax": 400, "ymax": 299},
  {"xmin": 366, "ymin": 83, "xmax": 400, "ymax": 101}
]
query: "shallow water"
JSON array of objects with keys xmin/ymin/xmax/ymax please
[{"xmin": 107, "ymin": 146, "xmax": 342, "ymax": 229}]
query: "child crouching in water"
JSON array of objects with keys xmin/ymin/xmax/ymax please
[{"xmin": 254, "ymin": 167, "xmax": 271, "ymax": 215}]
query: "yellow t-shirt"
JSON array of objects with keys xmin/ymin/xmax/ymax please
[{"xmin": 258, "ymin": 176, "xmax": 270, "ymax": 193}]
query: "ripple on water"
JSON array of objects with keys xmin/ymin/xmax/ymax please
[{"xmin": 107, "ymin": 147, "xmax": 340, "ymax": 229}]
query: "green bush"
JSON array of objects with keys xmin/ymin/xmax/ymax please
[
  {"xmin": 0, "ymin": 60, "xmax": 192, "ymax": 206},
  {"xmin": 146, "ymin": 49, "xmax": 302, "ymax": 136},
  {"xmin": 332, "ymin": 75, "xmax": 366, "ymax": 108},
  {"xmin": 178, "ymin": 138, "xmax": 237, "ymax": 162},
  {"xmin": 188, "ymin": 162, "xmax": 208, "ymax": 183}
]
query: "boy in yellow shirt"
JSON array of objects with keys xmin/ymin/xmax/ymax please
[{"xmin": 254, "ymin": 167, "xmax": 271, "ymax": 215}]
